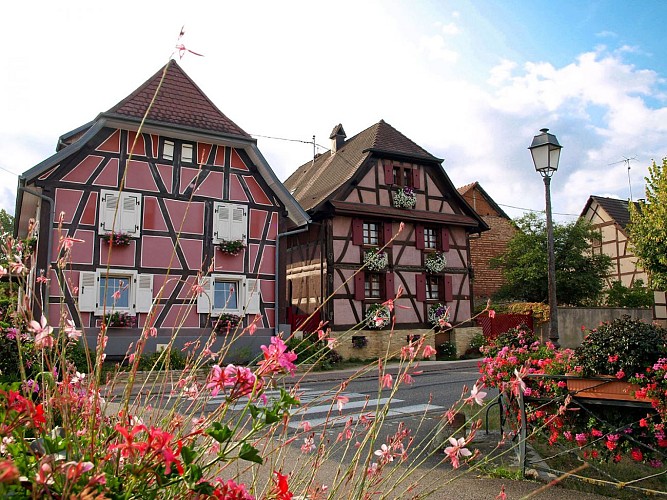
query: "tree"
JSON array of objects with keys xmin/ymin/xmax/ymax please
[
  {"xmin": 491, "ymin": 213, "xmax": 611, "ymax": 305},
  {"xmin": 629, "ymin": 158, "xmax": 667, "ymax": 291},
  {"xmin": 0, "ymin": 209, "xmax": 13, "ymax": 235},
  {"xmin": 605, "ymin": 279, "xmax": 654, "ymax": 308}
]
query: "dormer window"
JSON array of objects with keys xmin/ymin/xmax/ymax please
[{"xmin": 393, "ymin": 166, "xmax": 413, "ymax": 188}]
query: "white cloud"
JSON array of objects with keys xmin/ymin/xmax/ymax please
[{"xmin": 418, "ymin": 34, "xmax": 459, "ymax": 62}]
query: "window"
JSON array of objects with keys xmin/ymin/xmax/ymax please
[
  {"xmin": 363, "ymin": 222, "xmax": 380, "ymax": 246},
  {"xmin": 214, "ymin": 280, "xmax": 238, "ymax": 310},
  {"xmin": 98, "ymin": 190, "xmax": 142, "ymax": 237},
  {"xmin": 181, "ymin": 143, "xmax": 194, "ymax": 163},
  {"xmin": 78, "ymin": 270, "xmax": 153, "ymax": 316},
  {"xmin": 365, "ymin": 273, "xmax": 383, "ymax": 299},
  {"xmin": 424, "ymin": 227, "xmax": 437, "ymax": 250},
  {"xmin": 197, "ymin": 275, "xmax": 261, "ymax": 317},
  {"xmin": 213, "ymin": 202, "xmax": 247, "ymax": 244},
  {"xmin": 163, "ymin": 140, "xmax": 174, "ymax": 161},
  {"xmin": 393, "ymin": 166, "xmax": 413, "ymax": 187},
  {"xmin": 426, "ymin": 276, "xmax": 441, "ymax": 301}
]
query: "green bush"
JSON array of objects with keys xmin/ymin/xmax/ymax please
[
  {"xmin": 285, "ymin": 336, "xmax": 342, "ymax": 371},
  {"xmin": 138, "ymin": 347, "xmax": 187, "ymax": 371},
  {"xmin": 605, "ymin": 280, "xmax": 654, "ymax": 308},
  {"xmin": 437, "ymin": 341, "xmax": 457, "ymax": 359},
  {"xmin": 575, "ymin": 315, "xmax": 667, "ymax": 378}
]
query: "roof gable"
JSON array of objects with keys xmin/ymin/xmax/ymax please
[
  {"xmin": 284, "ymin": 120, "xmax": 440, "ymax": 211},
  {"xmin": 582, "ymin": 195, "xmax": 639, "ymax": 229},
  {"xmin": 457, "ymin": 181, "xmax": 510, "ymax": 219},
  {"xmin": 105, "ymin": 60, "xmax": 250, "ymax": 138}
]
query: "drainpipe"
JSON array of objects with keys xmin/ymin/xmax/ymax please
[
  {"xmin": 17, "ymin": 186, "xmax": 56, "ymax": 322},
  {"xmin": 275, "ymin": 223, "xmax": 310, "ymax": 336}
]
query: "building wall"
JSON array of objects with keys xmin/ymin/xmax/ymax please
[
  {"xmin": 35, "ymin": 127, "xmax": 282, "ymax": 356},
  {"xmin": 469, "ymin": 215, "xmax": 516, "ymax": 301}
]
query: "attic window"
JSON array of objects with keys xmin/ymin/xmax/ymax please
[
  {"xmin": 163, "ymin": 140, "xmax": 175, "ymax": 161},
  {"xmin": 182, "ymin": 143, "xmax": 194, "ymax": 163}
]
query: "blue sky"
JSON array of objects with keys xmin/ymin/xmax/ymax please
[{"xmin": 2, "ymin": 1, "xmax": 666, "ymax": 222}]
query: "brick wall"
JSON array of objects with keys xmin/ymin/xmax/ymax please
[{"xmin": 469, "ymin": 216, "xmax": 516, "ymax": 300}]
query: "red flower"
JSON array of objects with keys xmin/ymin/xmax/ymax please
[
  {"xmin": 271, "ymin": 471, "xmax": 293, "ymax": 500},
  {"xmin": 631, "ymin": 448, "xmax": 643, "ymax": 462}
]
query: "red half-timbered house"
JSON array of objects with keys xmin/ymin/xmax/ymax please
[
  {"xmin": 14, "ymin": 60, "xmax": 308, "ymax": 358},
  {"xmin": 283, "ymin": 121, "xmax": 487, "ymax": 357}
]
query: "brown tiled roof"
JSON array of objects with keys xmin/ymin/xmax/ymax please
[
  {"xmin": 105, "ymin": 60, "xmax": 250, "ymax": 138},
  {"xmin": 284, "ymin": 120, "xmax": 439, "ymax": 211},
  {"xmin": 588, "ymin": 195, "xmax": 639, "ymax": 229}
]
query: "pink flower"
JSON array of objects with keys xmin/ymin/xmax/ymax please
[
  {"xmin": 301, "ymin": 436, "xmax": 315, "ymax": 453},
  {"xmin": 466, "ymin": 384, "xmax": 487, "ymax": 406},
  {"xmin": 381, "ymin": 373, "xmax": 393, "ymax": 389},
  {"xmin": 301, "ymin": 421, "xmax": 312, "ymax": 432},
  {"xmin": 615, "ymin": 369, "xmax": 625, "ymax": 380},
  {"xmin": 29, "ymin": 316, "xmax": 54, "ymax": 349},
  {"xmin": 488, "ymin": 309, "xmax": 496, "ymax": 319},
  {"xmin": 206, "ymin": 365, "xmax": 228, "ymax": 397},
  {"xmin": 60, "ymin": 236, "xmax": 84, "ymax": 251},
  {"xmin": 444, "ymin": 436, "xmax": 472, "ymax": 469},
  {"xmin": 336, "ymin": 395, "xmax": 349, "ymax": 413},
  {"xmin": 422, "ymin": 345, "xmax": 437, "ymax": 358},
  {"xmin": 575, "ymin": 433, "xmax": 587, "ymax": 446},
  {"xmin": 64, "ymin": 319, "xmax": 82, "ymax": 341},
  {"xmin": 258, "ymin": 336, "xmax": 297, "ymax": 376},
  {"xmin": 608, "ymin": 354, "xmax": 619, "ymax": 363},
  {"xmin": 374, "ymin": 443, "xmax": 394, "ymax": 463}
]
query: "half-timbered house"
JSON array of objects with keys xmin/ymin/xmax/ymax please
[
  {"xmin": 580, "ymin": 195, "xmax": 647, "ymax": 288},
  {"xmin": 14, "ymin": 60, "xmax": 308, "ymax": 358},
  {"xmin": 283, "ymin": 121, "xmax": 487, "ymax": 358}
]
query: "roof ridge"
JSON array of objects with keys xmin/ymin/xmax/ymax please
[{"xmin": 105, "ymin": 59, "xmax": 250, "ymax": 138}]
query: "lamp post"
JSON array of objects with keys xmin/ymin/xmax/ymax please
[{"xmin": 529, "ymin": 128, "xmax": 562, "ymax": 348}]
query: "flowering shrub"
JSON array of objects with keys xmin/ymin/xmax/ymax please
[
  {"xmin": 103, "ymin": 311, "xmax": 136, "ymax": 328},
  {"xmin": 427, "ymin": 303, "xmax": 451, "ymax": 329},
  {"xmin": 217, "ymin": 238, "xmax": 245, "ymax": 255},
  {"xmin": 574, "ymin": 315, "xmax": 667, "ymax": 379},
  {"xmin": 425, "ymin": 251, "xmax": 446, "ymax": 273},
  {"xmin": 363, "ymin": 248, "xmax": 388, "ymax": 271},
  {"xmin": 365, "ymin": 303, "xmax": 391, "ymax": 329},
  {"xmin": 632, "ymin": 357, "xmax": 667, "ymax": 421},
  {"xmin": 101, "ymin": 231, "xmax": 132, "ymax": 246},
  {"xmin": 392, "ymin": 186, "xmax": 416, "ymax": 209}
]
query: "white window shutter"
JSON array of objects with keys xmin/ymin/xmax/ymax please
[
  {"xmin": 99, "ymin": 191, "xmax": 119, "ymax": 233},
  {"xmin": 214, "ymin": 203, "xmax": 232, "ymax": 243},
  {"xmin": 230, "ymin": 205, "xmax": 247, "ymax": 242},
  {"xmin": 196, "ymin": 277, "xmax": 213, "ymax": 314},
  {"xmin": 245, "ymin": 278, "xmax": 261, "ymax": 314},
  {"xmin": 135, "ymin": 274, "xmax": 153, "ymax": 313},
  {"xmin": 120, "ymin": 193, "xmax": 141, "ymax": 236},
  {"xmin": 78, "ymin": 271, "xmax": 97, "ymax": 312}
]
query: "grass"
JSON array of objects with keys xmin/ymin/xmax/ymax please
[{"xmin": 531, "ymin": 438, "xmax": 667, "ymax": 498}]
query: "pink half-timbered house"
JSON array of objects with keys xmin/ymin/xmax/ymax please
[
  {"xmin": 14, "ymin": 60, "xmax": 308, "ymax": 358},
  {"xmin": 283, "ymin": 121, "xmax": 487, "ymax": 357}
]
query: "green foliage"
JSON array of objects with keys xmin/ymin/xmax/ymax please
[
  {"xmin": 138, "ymin": 347, "xmax": 187, "ymax": 371},
  {"xmin": 575, "ymin": 315, "xmax": 667, "ymax": 378},
  {"xmin": 437, "ymin": 341, "xmax": 457, "ymax": 359},
  {"xmin": 491, "ymin": 213, "xmax": 611, "ymax": 306},
  {"xmin": 0, "ymin": 209, "xmax": 14, "ymax": 235},
  {"xmin": 629, "ymin": 158, "xmax": 667, "ymax": 290},
  {"xmin": 605, "ymin": 279, "xmax": 654, "ymax": 308},
  {"xmin": 285, "ymin": 336, "xmax": 342, "ymax": 371}
]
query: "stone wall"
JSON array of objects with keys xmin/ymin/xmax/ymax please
[
  {"xmin": 331, "ymin": 328, "xmax": 435, "ymax": 360},
  {"xmin": 450, "ymin": 327, "xmax": 482, "ymax": 357}
]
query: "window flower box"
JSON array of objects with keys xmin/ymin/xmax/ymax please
[
  {"xmin": 363, "ymin": 249, "xmax": 388, "ymax": 272},
  {"xmin": 425, "ymin": 251, "xmax": 446, "ymax": 273},
  {"xmin": 214, "ymin": 313, "xmax": 242, "ymax": 333},
  {"xmin": 103, "ymin": 311, "xmax": 136, "ymax": 328},
  {"xmin": 365, "ymin": 304, "xmax": 391, "ymax": 329},
  {"xmin": 101, "ymin": 232, "xmax": 132, "ymax": 247},
  {"xmin": 393, "ymin": 186, "xmax": 416, "ymax": 209},
  {"xmin": 218, "ymin": 239, "xmax": 245, "ymax": 256}
]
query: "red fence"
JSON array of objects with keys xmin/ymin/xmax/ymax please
[{"xmin": 476, "ymin": 313, "xmax": 534, "ymax": 341}]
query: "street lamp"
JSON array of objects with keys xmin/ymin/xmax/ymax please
[{"xmin": 529, "ymin": 128, "xmax": 562, "ymax": 348}]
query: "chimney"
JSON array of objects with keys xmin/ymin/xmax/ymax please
[{"xmin": 329, "ymin": 124, "xmax": 346, "ymax": 155}]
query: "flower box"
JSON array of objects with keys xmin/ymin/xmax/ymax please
[
  {"xmin": 363, "ymin": 249, "xmax": 388, "ymax": 272},
  {"xmin": 101, "ymin": 232, "xmax": 132, "ymax": 246},
  {"xmin": 566, "ymin": 376, "xmax": 650, "ymax": 402},
  {"xmin": 392, "ymin": 187, "xmax": 416, "ymax": 209},
  {"xmin": 218, "ymin": 239, "xmax": 245, "ymax": 256}
]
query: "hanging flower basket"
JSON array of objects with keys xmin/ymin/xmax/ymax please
[
  {"xmin": 365, "ymin": 304, "xmax": 391, "ymax": 329},
  {"xmin": 101, "ymin": 232, "xmax": 132, "ymax": 247},
  {"xmin": 425, "ymin": 251, "xmax": 446, "ymax": 273},
  {"xmin": 393, "ymin": 187, "xmax": 416, "ymax": 209},
  {"xmin": 218, "ymin": 239, "xmax": 245, "ymax": 256},
  {"xmin": 428, "ymin": 303, "xmax": 451, "ymax": 329},
  {"xmin": 363, "ymin": 249, "xmax": 388, "ymax": 272}
]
